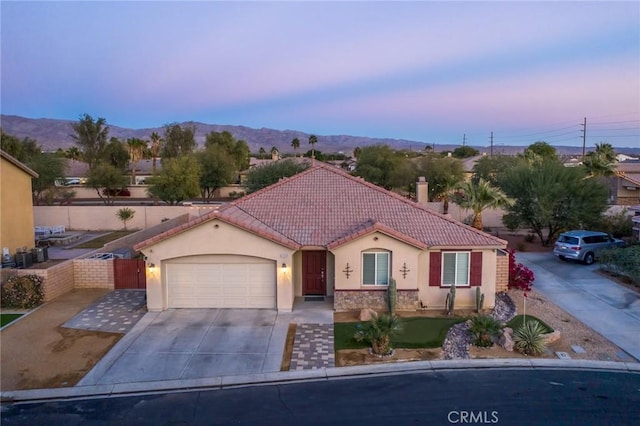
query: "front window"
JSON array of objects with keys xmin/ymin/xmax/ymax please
[
  {"xmin": 442, "ymin": 252, "xmax": 469, "ymax": 286},
  {"xmin": 362, "ymin": 252, "xmax": 390, "ymax": 285}
]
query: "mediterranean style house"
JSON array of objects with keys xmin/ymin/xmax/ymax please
[
  {"xmin": 135, "ymin": 163, "xmax": 508, "ymax": 312},
  {"xmin": 0, "ymin": 150, "xmax": 38, "ymax": 254}
]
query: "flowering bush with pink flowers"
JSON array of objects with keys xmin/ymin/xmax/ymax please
[{"xmin": 507, "ymin": 250, "xmax": 535, "ymax": 292}]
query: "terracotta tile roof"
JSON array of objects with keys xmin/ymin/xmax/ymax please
[{"xmin": 136, "ymin": 163, "xmax": 507, "ymax": 250}]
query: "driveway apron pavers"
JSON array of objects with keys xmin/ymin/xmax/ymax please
[{"xmin": 63, "ymin": 290, "xmax": 147, "ymax": 333}]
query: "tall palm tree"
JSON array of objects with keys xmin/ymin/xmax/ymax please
[
  {"xmin": 452, "ymin": 179, "xmax": 514, "ymax": 230},
  {"xmin": 149, "ymin": 132, "xmax": 161, "ymax": 173},
  {"xmin": 291, "ymin": 138, "xmax": 300, "ymax": 156},
  {"xmin": 308, "ymin": 134, "xmax": 318, "ymax": 159},
  {"xmin": 582, "ymin": 154, "xmax": 616, "ymax": 178},
  {"xmin": 127, "ymin": 138, "xmax": 147, "ymax": 185}
]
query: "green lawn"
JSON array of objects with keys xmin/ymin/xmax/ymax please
[
  {"xmin": 74, "ymin": 231, "xmax": 135, "ymax": 249},
  {"xmin": 334, "ymin": 317, "xmax": 465, "ymax": 350},
  {"xmin": 1, "ymin": 313, "xmax": 23, "ymax": 327},
  {"xmin": 507, "ymin": 314, "xmax": 554, "ymax": 334}
]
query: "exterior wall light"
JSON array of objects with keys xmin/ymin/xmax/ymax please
[
  {"xmin": 148, "ymin": 263, "xmax": 156, "ymax": 273},
  {"xmin": 281, "ymin": 263, "xmax": 287, "ymax": 272}
]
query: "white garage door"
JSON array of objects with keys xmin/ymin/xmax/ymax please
[{"xmin": 166, "ymin": 261, "xmax": 276, "ymax": 308}]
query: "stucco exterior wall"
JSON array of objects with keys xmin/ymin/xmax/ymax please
[
  {"xmin": 330, "ymin": 231, "xmax": 422, "ymax": 292},
  {"xmin": 419, "ymin": 249, "xmax": 497, "ymax": 311},
  {"xmin": 1, "ymin": 157, "xmax": 35, "ymax": 252},
  {"xmin": 139, "ymin": 218, "xmax": 296, "ymax": 311}
]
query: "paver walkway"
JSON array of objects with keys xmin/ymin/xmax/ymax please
[
  {"xmin": 289, "ymin": 323, "xmax": 335, "ymax": 370},
  {"xmin": 63, "ymin": 290, "xmax": 147, "ymax": 333}
]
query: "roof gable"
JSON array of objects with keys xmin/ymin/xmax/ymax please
[{"xmin": 1, "ymin": 150, "xmax": 39, "ymax": 178}]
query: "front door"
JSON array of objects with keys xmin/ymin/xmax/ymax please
[{"xmin": 302, "ymin": 251, "xmax": 326, "ymax": 295}]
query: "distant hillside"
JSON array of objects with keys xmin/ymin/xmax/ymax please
[{"xmin": 2, "ymin": 114, "xmax": 639, "ymax": 157}]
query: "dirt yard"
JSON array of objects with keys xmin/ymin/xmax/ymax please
[{"xmin": 1, "ymin": 289, "xmax": 122, "ymax": 391}]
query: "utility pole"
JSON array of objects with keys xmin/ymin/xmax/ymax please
[
  {"xmin": 490, "ymin": 131, "xmax": 494, "ymax": 156},
  {"xmin": 462, "ymin": 133, "xmax": 466, "ymax": 146},
  {"xmin": 581, "ymin": 117, "xmax": 587, "ymax": 160}
]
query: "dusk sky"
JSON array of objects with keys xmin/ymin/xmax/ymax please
[{"xmin": 2, "ymin": 1, "xmax": 639, "ymax": 148}]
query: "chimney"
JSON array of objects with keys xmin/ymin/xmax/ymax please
[{"xmin": 416, "ymin": 177, "xmax": 428, "ymax": 206}]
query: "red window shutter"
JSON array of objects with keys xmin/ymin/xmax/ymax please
[
  {"xmin": 429, "ymin": 252, "xmax": 441, "ymax": 287},
  {"xmin": 470, "ymin": 252, "xmax": 483, "ymax": 286}
]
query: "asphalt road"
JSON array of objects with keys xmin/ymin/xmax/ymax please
[{"xmin": 2, "ymin": 369, "xmax": 638, "ymax": 425}]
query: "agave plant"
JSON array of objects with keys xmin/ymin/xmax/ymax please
[
  {"xmin": 469, "ymin": 315, "xmax": 503, "ymax": 347},
  {"xmin": 354, "ymin": 313, "xmax": 402, "ymax": 355},
  {"xmin": 514, "ymin": 320, "xmax": 547, "ymax": 356}
]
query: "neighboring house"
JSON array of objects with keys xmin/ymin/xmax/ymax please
[
  {"xmin": 135, "ymin": 163, "xmax": 508, "ymax": 313},
  {"xmin": 0, "ymin": 150, "xmax": 38, "ymax": 253},
  {"xmin": 612, "ymin": 161, "xmax": 640, "ymax": 206}
]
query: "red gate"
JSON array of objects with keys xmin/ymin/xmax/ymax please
[{"xmin": 114, "ymin": 258, "xmax": 147, "ymax": 289}]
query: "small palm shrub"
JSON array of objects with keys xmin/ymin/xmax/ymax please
[
  {"xmin": 513, "ymin": 320, "xmax": 547, "ymax": 356},
  {"xmin": 469, "ymin": 315, "xmax": 502, "ymax": 347},
  {"xmin": 1, "ymin": 275, "xmax": 45, "ymax": 308},
  {"xmin": 354, "ymin": 313, "xmax": 402, "ymax": 355},
  {"xmin": 116, "ymin": 207, "xmax": 136, "ymax": 230}
]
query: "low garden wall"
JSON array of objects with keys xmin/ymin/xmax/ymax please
[{"xmin": 334, "ymin": 289, "xmax": 419, "ymax": 312}]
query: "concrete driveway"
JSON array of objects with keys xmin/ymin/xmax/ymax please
[
  {"xmin": 79, "ymin": 308, "xmax": 288, "ymax": 386},
  {"xmin": 517, "ymin": 252, "xmax": 640, "ymax": 361}
]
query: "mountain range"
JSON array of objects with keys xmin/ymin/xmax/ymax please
[{"xmin": 2, "ymin": 114, "xmax": 638, "ymax": 157}]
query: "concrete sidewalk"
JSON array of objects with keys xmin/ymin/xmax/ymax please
[{"xmin": 517, "ymin": 252, "xmax": 640, "ymax": 361}]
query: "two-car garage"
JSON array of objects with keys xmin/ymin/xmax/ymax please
[{"xmin": 165, "ymin": 255, "xmax": 277, "ymax": 309}]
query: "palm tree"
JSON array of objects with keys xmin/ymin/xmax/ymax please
[
  {"xmin": 582, "ymin": 154, "xmax": 616, "ymax": 178},
  {"xmin": 433, "ymin": 174, "xmax": 463, "ymax": 215},
  {"xmin": 594, "ymin": 142, "xmax": 616, "ymax": 163},
  {"xmin": 353, "ymin": 146, "xmax": 361, "ymax": 159},
  {"xmin": 65, "ymin": 146, "xmax": 82, "ymax": 161},
  {"xmin": 452, "ymin": 179, "xmax": 514, "ymax": 230},
  {"xmin": 258, "ymin": 147, "xmax": 266, "ymax": 158},
  {"xmin": 308, "ymin": 134, "xmax": 318, "ymax": 159},
  {"xmin": 291, "ymin": 138, "xmax": 300, "ymax": 156},
  {"xmin": 126, "ymin": 138, "xmax": 147, "ymax": 185},
  {"xmin": 149, "ymin": 132, "xmax": 161, "ymax": 173},
  {"xmin": 116, "ymin": 207, "xmax": 135, "ymax": 230}
]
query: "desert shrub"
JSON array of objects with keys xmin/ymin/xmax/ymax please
[
  {"xmin": 1, "ymin": 274, "xmax": 45, "ymax": 308},
  {"xmin": 469, "ymin": 315, "xmax": 502, "ymax": 347},
  {"xmin": 599, "ymin": 246, "xmax": 640, "ymax": 284},
  {"xmin": 502, "ymin": 213, "xmax": 521, "ymax": 234},
  {"xmin": 513, "ymin": 320, "xmax": 547, "ymax": 356},
  {"xmin": 598, "ymin": 210, "xmax": 633, "ymax": 238}
]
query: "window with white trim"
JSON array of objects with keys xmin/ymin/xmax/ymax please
[
  {"xmin": 362, "ymin": 251, "xmax": 390, "ymax": 285},
  {"xmin": 442, "ymin": 252, "xmax": 470, "ymax": 286}
]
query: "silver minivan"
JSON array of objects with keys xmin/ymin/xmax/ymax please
[{"xmin": 553, "ymin": 230, "xmax": 626, "ymax": 265}]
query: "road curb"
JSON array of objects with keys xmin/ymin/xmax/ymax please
[{"xmin": 2, "ymin": 359, "xmax": 638, "ymax": 404}]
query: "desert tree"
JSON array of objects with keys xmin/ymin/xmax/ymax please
[
  {"xmin": 147, "ymin": 155, "xmax": 201, "ymax": 205},
  {"xmin": 160, "ymin": 122, "xmax": 197, "ymax": 158},
  {"xmin": 70, "ymin": 114, "xmax": 109, "ymax": 170},
  {"xmin": 501, "ymin": 161, "xmax": 608, "ymax": 246},
  {"xmin": 86, "ymin": 163, "xmax": 128, "ymax": 205}
]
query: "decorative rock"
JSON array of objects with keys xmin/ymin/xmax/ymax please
[
  {"xmin": 442, "ymin": 321, "xmax": 473, "ymax": 360},
  {"xmin": 499, "ymin": 327, "xmax": 514, "ymax": 351},
  {"xmin": 491, "ymin": 292, "xmax": 517, "ymax": 322},
  {"xmin": 542, "ymin": 330, "xmax": 561, "ymax": 345},
  {"xmin": 359, "ymin": 308, "xmax": 377, "ymax": 322}
]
